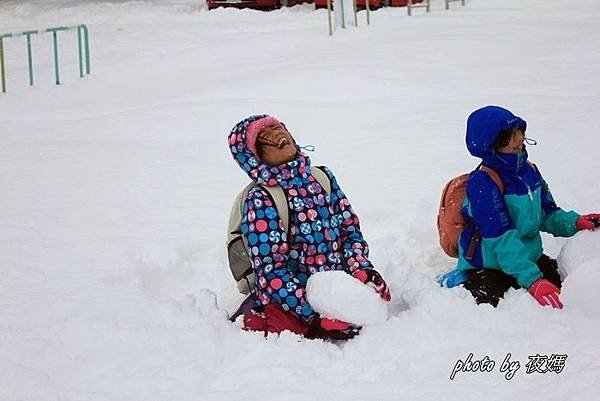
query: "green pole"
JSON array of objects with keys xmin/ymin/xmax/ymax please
[
  {"xmin": 353, "ymin": 0, "xmax": 358, "ymax": 27},
  {"xmin": 77, "ymin": 26, "xmax": 83, "ymax": 78},
  {"xmin": 327, "ymin": 0, "xmax": 333, "ymax": 36},
  {"xmin": 52, "ymin": 30, "xmax": 60, "ymax": 85},
  {"xmin": 0, "ymin": 37, "xmax": 6, "ymax": 93},
  {"xmin": 83, "ymin": 25, "xmax": 90, "ymax": 75},
  {"xmin": 27, "ymin": 34, "xmax": 34, "ymax": 86},
  {"xmin": 46, "ymin": 27, "xmax": 69, "ymax": 84},
  {"xmin": 23, "ymin": 31, "xmax": 37, "ymax": 86},
  {"xmin": 366, "ymin": 0, "xmax": 370, "ymax": 25}
]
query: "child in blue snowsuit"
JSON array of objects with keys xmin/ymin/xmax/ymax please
[
  {"xmin": 440, "ymin": 106, "xmax": 600, "ymax": 308},
  {"xmin": 228, "ymin": 115, "xmax": 391, "ymax": 339}
]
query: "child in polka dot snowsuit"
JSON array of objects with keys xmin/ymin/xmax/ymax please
[{"xmin": 229, "ymin": 115, "xmax": 391, "ymax": 339}]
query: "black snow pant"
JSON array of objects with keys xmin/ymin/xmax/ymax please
[{"xmin": 463, "ymin": 254, "xmax": 562, "ymax": 307}]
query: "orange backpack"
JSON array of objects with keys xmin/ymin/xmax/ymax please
[{"xmin": 437, "ymin": 166, "xmax": 504, "ymax": 258}]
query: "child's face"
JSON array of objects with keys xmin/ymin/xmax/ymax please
[
  {"xmin": 497, "ymin": 128, "xmax": 525, "ymax": 154},
  {"xmin": 255, "ymin": 125, "xmax": 297, "ymax": 166}
]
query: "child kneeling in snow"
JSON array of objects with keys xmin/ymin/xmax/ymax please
[
  {"xmin": 441, "ymin": 106, "xmax": 599, "ymax": 308},
  {"xmin": 228, "ymin": 115, "xmax": 391, "ymax": 339}
]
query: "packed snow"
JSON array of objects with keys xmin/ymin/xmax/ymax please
[
  {"xmin": 1, "ymin": 0, "xmax": 600, "ymax": 400},
  {"xmin": 306, "ymin": 270, "xmax": 389, "ymax": 325},
  {"xmin": 558, "ymin": 230, "xmax": 600, "ymax": 277},
  {"xmin": 559, "ymin": 231, "xmax": 600, "ymax": 319}
]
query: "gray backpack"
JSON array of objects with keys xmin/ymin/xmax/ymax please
[{"xmin": 227, "ymin": 166, "xmax": 332, "ymax": 294}]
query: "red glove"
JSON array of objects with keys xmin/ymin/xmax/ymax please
[
  {"xmin": 352, "ymin": 269, "xmax": 392, "ymax": 301},
  {"xmin": 528, "ymin": 279, "xmax": 563, "ymax": 309},
  {"xmin": 305, "ymin": 317, "xmax": 361, "ymax": 340},
  {"xmin": 576, "ymin": 214, "xmax": 600, "ymax": 231}
]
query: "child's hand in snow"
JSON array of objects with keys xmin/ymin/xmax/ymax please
[
  {"xmin": 352, "ymin": 269, "xmax": 392, "ymax": 302},
  {"xmin": 529, "ymin": 278, "xmax": 563, "ymax": 309}
]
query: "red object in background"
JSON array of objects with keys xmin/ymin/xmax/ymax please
[
  {"xmin": 314, "ymin": 0, "xmax": 421, "ymax": 9},
  {"xmin": 389, "ymin": 0, "xmax": 423, "ymax": 6},
  {"xmin": 208, "ymin": 0, "xmax": 421, "ymax": 10},
  {"xmin": 314, "ymin": 0, "xmax": 382, "ymax": 8},
  {"xmin": 207, "ymin": 0, "xmax": 310, "ymax": 11}
]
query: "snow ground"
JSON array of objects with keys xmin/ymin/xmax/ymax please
[{"xmin": 1, "ymin": 0, "xmax": 600, "ymax": 400}]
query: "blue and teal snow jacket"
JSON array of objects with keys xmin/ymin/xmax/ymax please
[{"xmin": 455, "ymin": 106, "xmax": 580, "ymax": 288}]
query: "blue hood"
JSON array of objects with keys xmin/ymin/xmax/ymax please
[{"xmin": 466, "ymin": 106, "xmax": 527, "ymax": 160}]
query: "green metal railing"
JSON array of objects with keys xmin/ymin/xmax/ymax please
[{"xmin": 0, "ymin": 24, "xmax": 90, "ymax": 94}]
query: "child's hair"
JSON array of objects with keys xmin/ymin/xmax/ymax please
[
  {"xmin": 256, "ymin": 143, "xmax": 265, "ymax": 161},
  {"xmin": 494, "ymin": 129, "xmax": 514, "ymax": 150},
  {"xmin": 494, "ymin": 125, "xmax": 525, "ymax": 150}
]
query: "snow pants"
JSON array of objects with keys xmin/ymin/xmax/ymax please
[
  {"xmin": 230, "ymin": 295, "xmax": 309, "ymax": 336},
  {"xmin": 463, "ymin": 254, "xmax": 561, "ymax": 307},
  {"xmin": 243, "ymin": 304, "xmax": 308, "ymax": 336}
]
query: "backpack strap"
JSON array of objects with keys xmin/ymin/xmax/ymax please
[
  {"xmin": 261, "ymin": 185, "xmax": 290, "ymax": 234},
  {"xmin": 230, "ymin": 183, "xmax": 288, "ymax": 295},
  {"xmin": 479, "ymin": 166, "xmax": 504, "ymax": 194},
  {"xmin": 464, "ymin": 165, "xmax": 504, "ymax": 261},
  {"xmin": 228, "ymin": 182, "xmax": 258, "ymax": 242},
  {"xmin": 312, "ymin": 166, "xmax": 332, "ymax": 194},
  {"xmin": 227, "ymin": 182, "xmax": 260, "ymax": 295},
  {"xmin": 479, "ymin": 162, "xmax": 536, "ymax": 194}
]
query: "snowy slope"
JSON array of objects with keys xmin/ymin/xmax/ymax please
[{"xmin": 1, "ymin": 0, "xmax": 600, "ymax": 400}]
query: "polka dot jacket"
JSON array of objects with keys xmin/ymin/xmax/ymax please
[{"xmin": 229, "ymin": 115, "xmax": 376, "ymax": 322}]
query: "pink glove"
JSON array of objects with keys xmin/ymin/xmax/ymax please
[
  {"xmin": 352, "ymin": 269, "xmax": 392, "ymax": 301},
  {"xmin": 576, "ymin": 214, "xmax": 600, "ymax": 231},
  {"xmin": 529, "ymin": 279, "xmax": 563, "ymax": 309}
]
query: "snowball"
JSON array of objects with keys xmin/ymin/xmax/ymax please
[
  {"xmin": 306, "ymin": 270, "xmax": 389, "ymax": 326},
  {"xmin": 561, "ymin": 260, "xmax": 600, "ymax": 318},
  {"xmin": 557, "ymin": 230, "xmax": 600, "ymax": 278},
  {"xmin": 558, "ymin": 230, "xmax": 600, "ymax": 317}
]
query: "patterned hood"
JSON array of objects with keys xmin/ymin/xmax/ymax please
[{"xmin": 228, "ymin": 114, "xmax": 312, "ymax": 189}]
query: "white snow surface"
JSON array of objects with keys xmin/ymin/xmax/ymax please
[
  {"xmin": 558, "ymin": 231, "xmax": 600, "ymax": 319},
  {"xmin": 306, "ymin": 270, "xmax": 389, "ymax": 325},
  {"xmin": 1, "ymin": 0, "xmax": 600, "ymax": 400}
]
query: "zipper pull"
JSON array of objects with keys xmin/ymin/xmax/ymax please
[{"xmin": 299, "ymin": 144, "xmax": 316, "ymax": 152}]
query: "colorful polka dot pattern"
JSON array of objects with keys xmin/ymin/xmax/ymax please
[{"xmin": 230, "ymin": 115, "xmax": 375, "ymax": 322}]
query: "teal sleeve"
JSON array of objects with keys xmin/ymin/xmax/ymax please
[
  {"xmin": 482, "ymin": 229, "xmax": 542, "ymax": 288},
  {"xmin": 538, "ymin": 173, "xmax": 580, "ymax": 237},
  {"xmin": 541, "ymin": 209, "xmax": 580, "ymax": 238}
]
